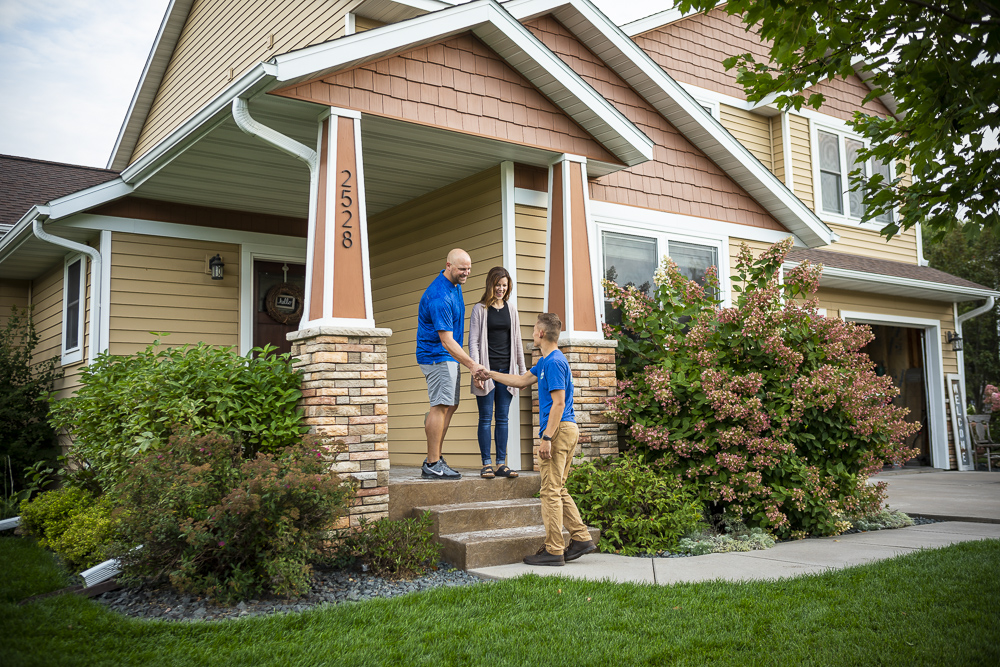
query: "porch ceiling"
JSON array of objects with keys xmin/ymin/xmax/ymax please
[{"xmin": 129, "ymin": 94, "xmax": 572, "ymax": 220}]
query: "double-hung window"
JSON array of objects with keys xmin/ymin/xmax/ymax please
[
  {"xmin": 600, "ymin": 228, "xmax": 723, "ymax": 325},
  {"xmin": 61, "ymin": 254, "xmax": 86, "ymax": 365},
  {"xmin": 816, "ymin": 126, "xmax": 893, "ymax": 225}
]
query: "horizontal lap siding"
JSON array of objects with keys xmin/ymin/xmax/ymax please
[
  {"xmin": 719, "ymin": 104, "xmax": 772, "ymax": 170},
  {"xmin": 771, "ymin": 115, "xmax": 786, "ymax": 185},
  {"xmin": 515, "ymin": 203, "xmax": 548, "ymax": 467},
  {"xmin": 788, "ymin": 113, "xmax": 814, "ymax": 210},
  {"xmin": 108, "ymin": 233, "xmax": 239, "ymax": 355},
  {"xmin": 826, "ymin": 224, "xmax": 919, "ymax": 264},
  {"xmin": 369, "ymin": 168, "xmax": 503, "ymax": 469},
  {"xmin": 0, "ymin": 280, "xmax": 29, "ymax": 329},
  {"xmin": 31, "ymin": 263, "xmax": 89, "ymax": 398},
  {"xmin": 133, "ymin": 0, "xmax": 362, "ymax": 163},
  {"xmin": 353, "ymin": 16, "xmax": 385, "ymax": 32}
]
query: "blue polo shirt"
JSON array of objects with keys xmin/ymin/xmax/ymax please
[
  {"xmin": 416, "ymin": 270, "xmax": 465, "ymax": 364},
  {"xmin": 531, "ymin": 349, "xmax": 575, "ymax": 435}
]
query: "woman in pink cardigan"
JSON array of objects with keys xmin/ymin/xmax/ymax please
[{"xmin": 469, "ymin": 266, "xmax": 527, "ymax": 478}]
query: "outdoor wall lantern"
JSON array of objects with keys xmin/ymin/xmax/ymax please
[
  {"xmin": 946, "ymin": 331, "xmax": 963, "ymax": 352},
  {"xmin": 209, "ymin": 254, "xmax": 225, "ymax": 281}
]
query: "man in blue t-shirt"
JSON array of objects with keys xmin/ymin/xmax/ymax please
[
  {"xmin": 479, "ymin": 313, "xmax": 596, "ymax": 565},
  {"xmin": 416, "ymin": 249, "xmax": 487, "ymax": 480}
]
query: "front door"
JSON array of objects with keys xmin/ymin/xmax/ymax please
[{"xmin": 253, "ymin": 260, "xmax": 306, "ymax": 356}]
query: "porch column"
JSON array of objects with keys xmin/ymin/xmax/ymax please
[
  {"xmin": 537, "ymin": 154, "xmax": 618, "ymax": 469},
  {"xmin": 291, "ymin": 107, "xmax": 389, "ymax": 527}
]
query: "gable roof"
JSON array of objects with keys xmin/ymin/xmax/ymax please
[{"xmin": 0, "ymin": 155, "xmax": 119, "ymax": 234}]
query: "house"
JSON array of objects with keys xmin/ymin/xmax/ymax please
[{"xmin": 1, "ymin": 0, "xmax": 995, "ymax": 525}]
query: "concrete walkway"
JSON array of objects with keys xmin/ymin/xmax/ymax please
[{"xmin": 468, "ymin": 470, "xmax": 1000, "ymax": 584}]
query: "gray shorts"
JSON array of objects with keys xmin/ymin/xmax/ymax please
[{"xmin": 420, "ymin": 361, "xmax": 461, "ymax": 407}]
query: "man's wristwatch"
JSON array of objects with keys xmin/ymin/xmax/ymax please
[{"xmin": 541, "ymin": 435, "xmax": 552, "ymax": 441}]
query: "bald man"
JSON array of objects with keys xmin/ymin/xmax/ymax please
[{"xmin": 416, "ymin": 249, "xmax": 487, "ymax": 479}]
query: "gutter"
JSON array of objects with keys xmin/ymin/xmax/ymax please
[
  {"xmin": 32, "ymin": 216, "xmax": 103, "ymax": 364},
  {"xmin": 231, "ymin": 97, "xmax": 318, "ymax": 173}
]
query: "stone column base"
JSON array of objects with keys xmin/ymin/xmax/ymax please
[
  {"xmin": 530, "ymin": 337, "xmax": 619, "ymax": 471},
  {"xmin": 289, "ymin": 326, "xmax": 392, "ymax": 527}
]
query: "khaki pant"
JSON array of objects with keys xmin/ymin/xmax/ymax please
[{"xmin": 539, "ymin": 421, "xmax": 590, "ymax": 555}]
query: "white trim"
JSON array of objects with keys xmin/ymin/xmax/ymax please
[
  {"xmin": 499, "ymin": 160, "xmax": 522, "ymax": 471},
  {"xmin": 783, "ymin": 261, "xmax": 1000, "ymax": 301},
  {"xmin": 542, "ymin": 166, "xmax": 554, "ymax": 314},
  {"xmin": 61, "ymin": 253, "xmax": 86, "ymax": 366},
  {"xmin": 915, "ymin": 221, "xmax": 929, "ymax": 266},
  {"xmin": 99, "ymin": 231, "xmax": 111, "ymax": 355},
  {"xmin": 354, "ymin": 114, "xmax": 375, "ymax": 326},
  {"xmin": 560, "ymin": 158, "xmax": 575, "ymax": 335},
  {"xmin": 301, "ymin": 120, "xmax": 324, "ymax": 333},
  {"xmin": 62, "ymin": 215, "xmax": 308, "ymax": 250},
  {"xmin": 239, "ymin": 247, "xmax": 309, "ymax": 355},
  {"xmin": 840, "ymin": 310, "xmax": 949, "ymax": 469},
  {"xmin": 781, "ymin": 111, "xmax": 794, "ymax": 191},
  {"xmin": 619, "ymin": 2, "xmax": 726, "ymax": 35},
  {"xmin": 323, "ymin": 116, "xmax": 337, "ymax": 321},
  {"xmin": 345, "ymin": 12, "xmax": 357, "ymax": 35},
  {"xmin": 46, "ymin": 179, "xmax": 133, "ymax": 222}
]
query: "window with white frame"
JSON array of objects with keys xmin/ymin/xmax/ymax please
[
  {"xmin": 600, "ymin": 229, "xmax": 722, "ymax": 325},
  {"xmin": 61, "ymin": 254, "xmax": 86, "ymax": 364},
  {"xmin": 816, "ymin": 127, "xmax": 893, "ymax": 225}
]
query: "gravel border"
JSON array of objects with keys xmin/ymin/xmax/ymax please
[{"xmin": 93, "ymin": 562, "xmax": 484, "ymax": 622}]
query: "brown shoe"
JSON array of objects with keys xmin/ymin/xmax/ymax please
[
  {"xmin": 564, "ymin": 538, "xmax": 596, "ymax": 562},
  {"xmin": 523, "ymin": 547, "xmax": 564, "ymax": 566}
]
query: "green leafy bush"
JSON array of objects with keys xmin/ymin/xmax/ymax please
[
  {"xmin": 49, "ymin": 340, "xmax": 306, "ymax": 491},
  {"xmin": 850, "ymin": 508, "xmax": 914, "ymax": 532},
  {"xmin": 604, "ymin": 238, "xmax": 920, "ymax": 539},
  {"xmin": 0, "ymin": 306, "xmax": 62, "ymax": 493},
  {"xmin": 111, "ymin": 432, "xmax": 353, "ymax": 601},
  {"xmin": 332, "ymin": 512, "xmax": 442, "ymax": 579},
  {"xmin": 678, "ymin": 526, "xmax": 776, "ymax": 556},
  {"xmin": 18, "ymin": 486, "xmax": 115, "ymax": 570},
  {"xmin": 565, "ymin": 454, "xmax": 705, "ymax": 556}
]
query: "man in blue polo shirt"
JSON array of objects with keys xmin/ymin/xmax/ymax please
[
  {"xmin": 479, "ymin": 313, "xmax": 596, "ymax": 565},
  {"xmin": 417, "ymin": 249, "xmax": 487, "ymax": 479}
]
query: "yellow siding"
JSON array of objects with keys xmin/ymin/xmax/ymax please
[
  {"xmin": 728, "ymin": 238, "xmax": 772, "ymax": 276},
  {"xmin": 31, "ymin": 262, "xmax": 89, "ymax": 399},
  {"xmin": 133, "ymin": 0, "xmax": 364, "ymax": 162},
  {"xmin": 826, "ymin": 224, "xmax": 919, "ymax": 264},
  {"xmin": 369, "ymin": 167, "xmax": 504, "ymax": 469},
  {"xmin": 788, "ymin": 113, "xmax": 814, "ymax": 210},
  {"xmin": 720, "ymin": 104, "xmax": 772, "ymax": 170},
  {"xmin": 771, "ymin": 115, "xmax": 785, "ymax": 185},
  {"xmin": 353, "ymin": 15, "xmax": 385, "ymax": 32},
  {"xmin": 0, "ymin": 280, "xmax": 29, "ymax": 329},
  {"xmin": 108, "ymin": 233, "xmax": 240, "ymax": 355}
]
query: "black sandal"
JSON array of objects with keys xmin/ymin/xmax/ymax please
[
  {"xmin": 480, "ymin": 466, "xmax": 495, "ymax": 479},
  {"xmin": 495, "ymin": 465, "xmax": 519, "ymax": 478}
]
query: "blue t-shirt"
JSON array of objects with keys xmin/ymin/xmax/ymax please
[
  {"xmin": 530, "ymin": 349, "xmax": 575, "ymax": 435},
  {"xmin": 416, "ymin": 270, "xmax": 465, "ymax": 364}
]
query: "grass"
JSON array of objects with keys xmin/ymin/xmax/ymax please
[{"xmin": 2, "ymin": 534, "xmax": 999, "ymax": 666}]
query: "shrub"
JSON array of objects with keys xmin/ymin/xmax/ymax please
[
  {"xmin": 111, "ymin": 432, "xmax": 353, "ymax": 601},
  {"xmin": 604, "ymin": 238, "xmax": 920, "ymax": 539},
  {"xmin": 984, "ymin": 384, "xmax": 1000, "ymax": 413},
  {"xmin": 0, "ymin": 306, "xmax": 62, "ymax": 492},
  {"xmin": 565, "ymin": 454, "xmax": 706, "ymax": 556},
  {"xmin": 678, "ymin": 528, "xmax": 776, "ymax": 556},
  {"xmin": 49, "ymin": 339, "xmax": 306, "ymax": 491},
  {"xmin": 331, "ymin": 512, "xmax": 442, "ymax": 579},
  {"xmin": 18, "ymin": 486, "xmax": 115, "ymax": 570},
  {"xmin": 850, "ymin": 508, "xmax": 914, "ymax": 532}
]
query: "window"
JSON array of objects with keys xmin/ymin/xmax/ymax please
[
  {"xmin": 61, "ymin": 255, "xmax": 86, "ymax": 364},
  {"xmin": 816, "ymin": 127, "xmax": 893, "ymax": 225},
  {"xmin": 600, "ymin": 229, "xmax": 722, "ymax": 325}
]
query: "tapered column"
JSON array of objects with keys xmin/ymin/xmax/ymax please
[
  {"xmin": 302, "ymin": 108, "xmax": 374, "ymax": 329},
  {"xmin": 544, "ymin": 154, "xmax": 601, "ymax": 339}
]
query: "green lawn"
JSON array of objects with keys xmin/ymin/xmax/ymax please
[{"xmin": 2, "ymin": 534, "xmax": 998, "ymax": 666}]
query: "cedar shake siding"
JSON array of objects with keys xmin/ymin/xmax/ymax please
[
  {"xmin": 133, "ymin": 0, "xmax": 365, "ymax": 163},
  {"xmin": 633, "ymin": 8, "xmax": 892, "ymax": 120},
  {"xmin": 271, "ymin": 33, "xmax": 619, "ymax": 164},
  {"xmin": 524, "ymin": 16, "xmax": 786, "ymax": 231}
]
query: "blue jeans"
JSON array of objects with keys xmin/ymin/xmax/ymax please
[{"xmin": 477, "ymin": 374, "xmax": 513, "ymax": 466}]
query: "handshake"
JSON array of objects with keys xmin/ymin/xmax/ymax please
[{"xmin": 471, "ymin": 364, "xmax": 492, "ymax": 382}]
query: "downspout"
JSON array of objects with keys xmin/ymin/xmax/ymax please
[
  {"xmin": 956, "ymin": 296, "xmax": 997, "ymax": 405},
  {"xmin": 32, "ymin": 217, "xmax": 102, "ymax": 364},
  {"xmin": 231, "ymin": 98, "xmax": 318, "ymax": 173}
]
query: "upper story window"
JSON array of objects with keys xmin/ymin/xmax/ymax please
[
  {"xmin": 61, "ymin": 254, "xmax": 86, "ymax": 365},
  {"xmin": 816, "ymin": 127, "xmax": 893, "ymax": 225}
]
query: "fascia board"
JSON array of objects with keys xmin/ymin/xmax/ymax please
[
  {"xmin": 273, "ymin": 0, "xmax": 653, "ymax": 164},
  {"xmin": 119, "ymin": 64, "xmax": 275, "ymax": 186},
  {"xmin": 47, "ymin": 179, "xmax": 134, "ymax": 220},
  {"xmin": 619, "ymin": 1, "xmax": 726, "ymax": 35},
  {"xmin": 354, "ymin": 0, "xmax": 452, "ymax": 20},
  {"xmin": 0, "ymin": 206, "xmax": 48, "ymax": 266},
  {"xmin": 108, "ymin": 0, "xmax": 196, "ymax": 171},
  {"xmin": 506, "ymin": 0, "xmax": 836, "ymax": 247},
  {"xmin": 784, "ymin": 261, "xmax": 1000, "ymax": 302}
]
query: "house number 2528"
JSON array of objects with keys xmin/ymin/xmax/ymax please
[{"xmin": 340, "ymin": 169, "xmax": 354, "ymax": 249}]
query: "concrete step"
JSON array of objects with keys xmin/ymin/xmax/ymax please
[
  {"xmin": 439, "ymin": 524, "xmax": 602, "ymax": 570},
  {"xmin": 388, "ymin": 466, "xmax": 540, "ymax": 520},
  {"xmin": 413, "ymin": 498, "xmax": 543, "ymax": 536}
]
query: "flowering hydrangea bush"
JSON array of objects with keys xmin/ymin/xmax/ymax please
[
  {"xmin": 983, "ymin": 384, "xmax": 1000, "ymax": 413},
  {"xmin": 603, "ymin": 238, "xmax": 919, "ymax": 538}
]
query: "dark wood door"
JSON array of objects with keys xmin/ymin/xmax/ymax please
[{"xmin": 253, "ymin": 260, "xmax": 306, "ymax": 356}]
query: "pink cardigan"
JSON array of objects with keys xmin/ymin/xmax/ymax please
[{"xmin": 468, "ymin": 301, "xmax": 527, "ymax": 397}]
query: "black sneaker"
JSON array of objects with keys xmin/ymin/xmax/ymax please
[
  {"xmin": 564, "ymin": 538, "xmax": 596, "ymax": 562},
  {"xmin": 421, "ymin": 458, "xmax": 461, "ymax": 479},
  {"xmin": 523, "ymin": 547, "xmax": 564, "ymax": 566}
]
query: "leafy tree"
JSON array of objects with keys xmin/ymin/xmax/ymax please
[
  {"xmin": 0, "ymin": 307, "xmax": 62, "ymax": 491},
  {"xmin": 922, "ymin": 224, "xmax": 1000, "ymax": 408},
  {"xmin": 677, "ymin": 0, "xmax": 1000, "ymax": 240}
]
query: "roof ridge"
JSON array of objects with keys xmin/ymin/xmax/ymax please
[{"xmin": 0, "ymin": 154, "xmax": 120, "ymax": 175}]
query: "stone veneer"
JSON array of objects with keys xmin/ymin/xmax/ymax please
[
  {"xmin": 288, "ymin": 326, "xmax": 392, "ymax": 528},
  {"xmin": 529, "ymin": 338, "xmax": 619, "ymax": 471}
]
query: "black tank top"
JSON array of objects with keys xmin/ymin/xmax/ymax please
[{"xmin": 487, "ymin": 302, "xmax": 511, "ymax": 371}]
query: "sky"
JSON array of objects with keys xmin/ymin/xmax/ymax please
[{"xmin": 0, "ymin": 0, "xmax": 669, "ymax": 169}]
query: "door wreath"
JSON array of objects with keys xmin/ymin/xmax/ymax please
[{"xmin": 264, "ymin": 283, "xmax": 304, "ymax": 325}]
